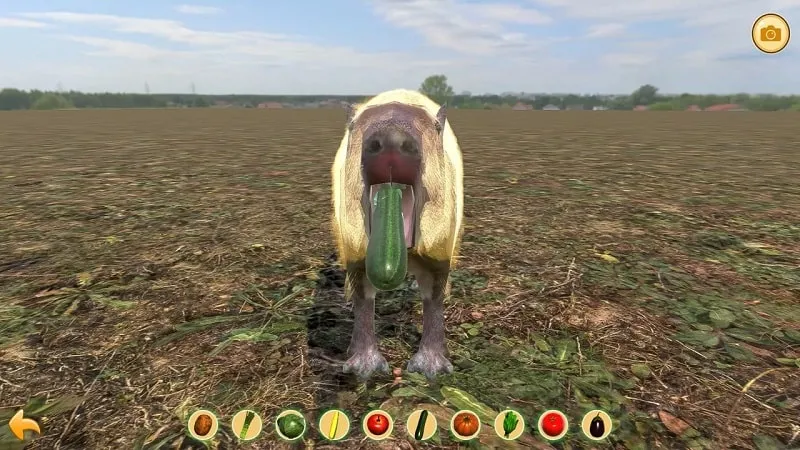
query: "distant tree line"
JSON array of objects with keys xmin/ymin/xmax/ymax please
[
  {"xmin": 0, "ymin": 89, "xmax": 239, "ymax": 110},
  {"xmin": 1, "ymin": 80, "xmax": 799, "ymax": 111},
  {"xmin": 418, "ymin": 76, "xmax": 800, "ymax": 111},
  {"xmin": 623, "ymin": 84, "xmax": 800, "ymax": 111},
  {"xmin": 0, "ymin": 88, "xmax": 375, "ymax": 110}
]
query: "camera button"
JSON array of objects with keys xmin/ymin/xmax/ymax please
[{"xmin": 752, "ymin": 13, "xmax": 790, "ymax": 54}]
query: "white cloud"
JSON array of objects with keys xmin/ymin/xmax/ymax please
[
  {"xmin": 529, "ymin": 0, "xmax": 800, "ymax": 33},
  {"xmin": 530, "ymin": 0, "xmax": 740, "ymax": 22},
  {"xmin": 470, "ymin": 3, "xmax": 552, "ymax": 24},
  {"xmin": 61, "ymin": 36, "xmax": 189, "ymax": 60},
  {"xmin": 3, "ymin": 1, "xmax": 799, "ymax": 95},
  {"xmin": 17, "ymin": 11, "xmax": 474, "ymax": 68},
  {"xmin": 7, "ymin": 10, "xmax": 465, "ymax": 94},
  {"xmin": 368, "ymin": 0, "xmax": 555, "ymax": 54},
  {"xmin": 0, "ymin": 17, "xmax": 47, "ymax": 28},
  {"xmin": 586, "ymin": 23, "xmax": 625, "ymax": 38},
  {"xmin": 20, "ymin": 12, "xmax": 247, "ymax": 46},
  {"xmin": 174, "ymin": 4, "xmax": 223, "ymax": 15}
]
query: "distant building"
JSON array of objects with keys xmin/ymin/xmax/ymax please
[
  {"xmin": 592, "ymin": 106, "xmax": 609, "ymax": 111},
  {"xmin": 704, "ymin": 103, "xmax": 746, "ymax": 111},
  {"xmin": 318, "ymin": 99, "xmax": 348, "ymax": 108},
  {"xmin": 257, "ymin": 102, "xmax": 283, "ymax": 109},
  {"xmin": 512, "ymin": 102, "xmax": 533, "ymax": 111},
  {"xmin": 542, "ymin": 104, "xmax": 560, "ymax": 111},
  {"xmin": 633, "ymin": 105, "xmax": 649, "ymax": 111},
  {"xmin": 686, "ymin": 105, "xmax": 702, "ymax": 111}
]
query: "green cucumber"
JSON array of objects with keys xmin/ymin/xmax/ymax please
[
  {"xmin": 366, "ymin": 184, "xmax": 407, "ymax": 290},
  {"xmin": 240, "ymin": 410, "xmax": 255, "ymax": 439},
  {"xmin": 415, "ymin": 409, "xmax": 428, "ymax": 440}
]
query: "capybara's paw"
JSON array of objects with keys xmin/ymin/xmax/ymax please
[
  {"xmin": 407, "ymin": 348, "xmax": 453, "ymax": 379},
  {"xmin": 343, "ymin": 348, "xmax": 390, "ymax": 380}
]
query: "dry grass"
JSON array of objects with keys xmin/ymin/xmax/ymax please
[{"xmin": 0, "ymin": 109, "xmax": 798, "ymax": 449}]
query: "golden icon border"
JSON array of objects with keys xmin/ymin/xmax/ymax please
[
  {"xmin": 187, "ymin": 409, "xmax": 219, "ymax": 442},
  {"xmin": 752, "ymin": 12, "xmax": 791, "ymax": 54},
  {"xmin": 449, "ymin": 409, "xmax": 482, "ymax": 441},
  {"xmin": 493, "ymin": 409, "xmax": 525, "ymax": 441},
  {"xmin": 580, "ymin": 409, "xmax": 613, "ymax": 441},
  {"xmin": 230, "ymin": 409, "xmax": 263, "ymax": 442},
  {"xmin": 406, "ymin": 408, "xmax": 438, "ymax": 441},
  {"xmin": 317, "ymin": 408, "xmax": 351, "ymax": 441},
  {"xmin": 274, "ymin": 409, "xmax": 307, "ymax": 442},
  {"xmin": 362, "ymin": 409, "xmax": 394, "ymax": 441},
  {"xmin": 537, "ymin": 409, "xmax": 569, "ymax": 441}
]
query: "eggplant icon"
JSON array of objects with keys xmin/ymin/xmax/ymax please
[
  {"xmin": 582, "ymin": 410, "xmax": 611, "ymax": 440},
  {"xmin": 589, "ymin": 414, "xmax": 605, "ymax": 437}
]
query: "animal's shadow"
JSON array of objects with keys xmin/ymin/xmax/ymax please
[{"xmin": 305, "ymin": 252, "xmax": 421, "ymax": 407}]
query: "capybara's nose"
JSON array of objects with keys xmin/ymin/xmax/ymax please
[{"xmin": 364, "ymin": 128, "xmax": 418, "ymax": 155}]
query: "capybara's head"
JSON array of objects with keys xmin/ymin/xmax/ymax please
[{"xmin": 348, "ymin": 101, "xmax": 447, "ymax": 247}]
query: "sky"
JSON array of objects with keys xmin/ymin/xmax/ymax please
[{"xmin": 0, "ymin": 0, "xmax": 798, "ymax": 95}]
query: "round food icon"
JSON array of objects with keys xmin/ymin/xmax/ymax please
[
  {"xmin": 275, "ymin": 409, "xmax": 307, "ymax": 441},
  {"xmin": 187, "ymin": 409, "xmax": 218, "ymax": 441},
  {"xmin": 450, "ymin": 410, "xmax": 481, "ymax": 440},
  {"xmin": 752, "ymin": 13, "xmax": 790, "ymax": 54},
  {"xmin": 318, "ymin": 409, "xmax": 350, "ymax": 441},
  {"xmin": 406, "ymin": 408, "xmax": 437, "ymax": 441},
  {"xmin": 363, "ymin": 409, "xmax": 393, "ymax": 440},
  {"xmin": 231, "ymin": 409, "xmax": 263, "ymax": 441},
  {"xmin": 581, "ymin": 409, "xmax": 613, "ymax": 440},
  {"xmin": 537, "ymin": 409, "xmax": 568, "ymax": 441},
  {"xmin": 494, "ymin": 409, "xmax": 525, "ymax": 440}
]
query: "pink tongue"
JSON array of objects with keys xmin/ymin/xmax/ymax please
[{"xmin": 401, "ymin": 188, "xmax": 414, "ymax": 248}]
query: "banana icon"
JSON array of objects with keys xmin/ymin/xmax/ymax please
[{"xmin": 328, "ymin": 410, "xmax": 339, "ymax": 439}]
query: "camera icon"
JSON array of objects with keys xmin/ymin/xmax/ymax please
[
  {"xmin": 760, "ymin": 25, "xmax": 782, "ymax": 42},
  {"xmin": 752, "ymin": 13, "xmax": 790, "ymax": 54}
]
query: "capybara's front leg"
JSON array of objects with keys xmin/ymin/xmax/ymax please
[
  {"xmin": 342, "ymin": 268, "xmax": 389, "ymax": 380},
  {"xmin": 407, "ymin": 256, "xmax": 453, "ymax": 378}
]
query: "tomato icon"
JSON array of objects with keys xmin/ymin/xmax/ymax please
[
  {"xmin": 538, "ymin": 410, "xmax": 568, "ymax": 440},
  {"xmin": 363, "ymin": 410, "xmax": 393, "ymax": 439}
]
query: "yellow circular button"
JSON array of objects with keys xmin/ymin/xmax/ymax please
[{"xmin": 752, "ymin": 13, "xmax": 790, "ymax": 54}]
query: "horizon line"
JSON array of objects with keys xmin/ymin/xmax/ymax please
[{"xmin": 3, "ymin": 88, "xmax": 798, "ymax": 97}]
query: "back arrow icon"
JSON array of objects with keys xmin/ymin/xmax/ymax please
[{"xmin": 9, "ymin": 409, "xmax": 41, "ymax": 440}]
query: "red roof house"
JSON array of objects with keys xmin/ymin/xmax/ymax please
[{"xmin": 704, "ymin": 103, "xmax": 744, "ymax": 111}]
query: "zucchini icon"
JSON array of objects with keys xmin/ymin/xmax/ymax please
[
  {"xmin": 414, "ymin": 409, "xmax": 429, "ymax": 440},
  {"xmin": 366, "ymin": 184, "xmax": 408, "ymax": 290}
]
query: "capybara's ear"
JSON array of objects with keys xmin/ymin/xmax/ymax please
[
  {"xmin": 344, "ymin": 103, "xmax": 356, "ymax": 131},
  {"xmin": 435, "ymin": 104, "xmax": 446, "ymax": 134}
]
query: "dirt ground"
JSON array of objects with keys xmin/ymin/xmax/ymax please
[{"xmin": 0, "ymin": 109, "xmax": 798, "ymax": 450}]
